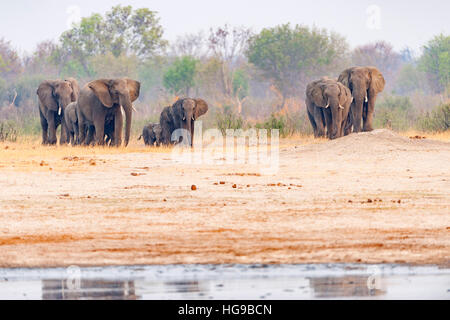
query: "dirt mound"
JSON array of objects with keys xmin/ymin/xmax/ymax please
[{"xmin": 302, "ymin": 129, "xmax": 449, "ymax": 155}]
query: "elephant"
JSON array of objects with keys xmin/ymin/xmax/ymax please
[
  {"xmin": 77, "ymin": 78, "xmax": 140, "ymax": 147},
  {"xmin": 139, "ymin": 123, "xmax": 162, "ymax": 146},
  {"xmin": 160, "ymin": 98, "xmax": 209, "ymax": 146},
  {"xmin": 338, "ymin": 66, "xmax": 385, "ymax": 133},
  {"xmin": 82, "ymin": 112, "xmax": 122, "ymax": 146},
  {"xmin": 306, "ymin": 77, "xmax": 353, "ymax": 140},
  {"xmin": 37, "ymin": 78, "xmax": 80, "ymax": 145},
  {"xmin": 104, "ymin": 114, "xmax": 116, "ymax": 146},
  {"xmin": 64, "ymin": 102, "xmax": 79, "ymax": 145}
]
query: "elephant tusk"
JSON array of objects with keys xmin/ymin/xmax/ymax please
[
  {"xmin": 365, "ymin": 96, "xmax": 368, "ymax": 103},
  {"xmin": 132, "ymin": 106, "xmax": 137, "ymax": 112},
  {"xmin": 339, "ymin": 104, "xmax": 344, "ymax": 110},
  {"xmin": 58, "ymin": 107, "xmax": 62, "ymax": 116}
]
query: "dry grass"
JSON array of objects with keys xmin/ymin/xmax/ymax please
[
  {"xmin": 398, "ymin": 130, "xmax": 450, "ymax": 142},
  {"xmin": 1, "ymin": 131, "xmax": 447, "ymax": 163}
]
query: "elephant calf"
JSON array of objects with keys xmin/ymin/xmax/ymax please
[
  {"xmin": 306, "ymin": 77, "xmax": 353, "ymax": 140},
  {"xmin": 139, "ymin": 123, "xmax": 162, "ymax": 146},
  {"xmin": 64, "ymin": 102, "xmax": 79, "ymax": 145}
]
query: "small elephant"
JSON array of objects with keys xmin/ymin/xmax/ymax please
[
  {"xmin": 37, "ymin": 78, "xmax": 80, "ymax": 145},
  {"xmin": 338, "ymin": 66, "xmax": 385, "ymax": 133},
  {"xmin": 139, "ymin": 123, "xmax": 162, "ymax": 146},
  {"xmin": 160, "ymin": 98, "xmax": 209, "ymax": 146},
  {"xmin": 77, "ymin": 78, "xmax": 140, "ymax": 147},
  {"xmin": 104, "ymin": 113, "xmax": 116, "ymax": 146},
  {"xmin": 64, "ymin": 102, "xmax": 79, "ymax": 145},
  {"xmin": 306, "ymin": 77, "xmax": 353, "ymax": 140}
]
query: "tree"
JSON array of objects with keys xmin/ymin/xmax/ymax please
[
  {"xmin": 419, "ymin": 34, "xmax": 450, "ymax": 94},
  {"xmin": 394, "ymin": 63, "xmax": 431, "ymax": 95},
  {"xmin": 163, "ymin": 56, "xmax": 198, "ymax": 96},
  {"xmin": 0, "ymin": 38, "xmax": 22, "ymax": 79},
  {"xmin": 351, "ymin": 41, "xmax": 402, "ymax": 85},
  {"xmin": 171, "ymin": 31, "xmax": 208, "ymax": 59},
  {"xmin": 247, "ymin": 24, "xmax": 347, "ymax": 110},
  {"xmin": 60, "ymin": 5, "xmax": 167, "ymax": 76},
  {"xmin": 232, "ymin": 69, "xmax": 249, "ymax": 114},
  {"xmin": 208, "ymin": 25, "xmax": 252, "ymax": 99},
  {"xmin": 23, "ymin": 40, "xmax": 60, "ymax": 76}
]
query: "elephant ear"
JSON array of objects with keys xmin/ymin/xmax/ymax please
[
  {"xmin": 37, "ymin": 81, "xmax": 58, "ymax": 112},
  {"xmin": 308, "ymin": 82, "xmax": 326, "ymax": 107},
  {"xmin": 338, "ymin": 83, "xmax": 351, "ymax": 106},
  {"xmin": 88, "ymin": 79, "xmax": 113, "ymax": 108},
  {"xmin": 338, "ymin": 69, "xmax": 351, "ymax": 89},
  {"xmin": 126, "ymin": 79, "xmax": 141, "ymax": 103},
  {"xmin": 171, "ymin": 99, "xmax": 184, "ymax": 122},
  {"xmin": 65, "ymin": 78, "xmax": 80, "ymax": 102},
  {"xmin": 194, "ymin": 99, "xmax": 209, "ymax": 119},
  {"xmin": 369, "ymin": 67, "xmax": 385, "ymax": 94}
]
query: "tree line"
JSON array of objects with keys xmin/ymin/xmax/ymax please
[{"xmin": 0, "ymin": 5, "xmax": 448, "ymax": 138}]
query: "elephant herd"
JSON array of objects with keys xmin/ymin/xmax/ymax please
[
  {"xmin": 36, "ymin": 77, "xmax": 209, "ymax": 147},
  {"xmin": 36, "ymin": 66, "xmax": 383, "ymax": 147},
  {"xmin": 306, "ymin": 66, "xmax": 385, "ymax": 139}
]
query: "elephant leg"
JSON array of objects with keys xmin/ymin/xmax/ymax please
[
  {"xmin": 78, "ymin": 112, "xmax": 87, "ymax": 145},
  {"xmin": 323, "ymin": 109, "xmax": 333, "ymax": 139},
  {"xmin": 60, "ymin": 121, "xmax": 68, "ymax": 145},
  {"xmin": 73, "ymin": 123, "xmax": 79, "ymax": 146},
  {"xmin": 313, "ymin": 107, "xmax": 326, "ymax": 138},
  {"xmin": 363, "ymin": 93, "xmax": 376, "ymax": 132},
  {"xmin": 114, "ymin": 109, "xmax": 123, "ymax": 147},
  {"xmin": 344, "ymin": 110, "xmax": 353, "ymax": 136},
  {"xmin": 39, "ymin": 108, "xmax": 49, "ymax": 145},
  {"xmin": 307, "ymin": 109, "xmax": 318, "ymax": 137},
  {"xmin": 86, "ymin": 126, "xmax": 95, "ymax": 146},
  {"xmin": 69, "ymin": 131, "xmax": 74, "ymax": 145},
  {"xmin": 161, "ymin": 126, "xmax": 171, "ymax": 146},
  {"xmin": 94, "ymin": 117, "xmax": 106, "ymax": 146},
  {"xmin": 352, "ymin": 98, "xmax": 364, "ymax": 133},
  {"xmin": 306, "ymin": 100, "xmax": 318, "ymax": 137},
  {"xmin": 46, "ymin": 110, "xmax": 57, "ymax": 145}
]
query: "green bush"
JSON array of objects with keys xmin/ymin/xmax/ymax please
[
  {"xmin": 255, "ymin": 114, "xmax": 289, "ymax": 137},
  {"xmin": 374, "ymin": 95, "xmax": 415, "ymax": 131},
  {"xmin": 417, "ymin": 104, "xmax": 450, "ymax": 132},
  {"xmin": 215, "ymin": 105, "xmax": 244, "ymax": 135}
]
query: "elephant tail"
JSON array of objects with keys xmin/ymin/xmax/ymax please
[{"xmin": 138, "ymin": 135, "xmax": 143, "ymax": 141}]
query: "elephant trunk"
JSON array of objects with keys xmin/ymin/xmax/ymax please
[
  {"xmin": 329, "ymin": 97, "xmax": 342, "ymax": 140},
  {"xmin": 120, "ymin": 95, "xmax": 133, "ymax": 147},
  {"xmin": 351, "ymin": 87, "xmax": 367, "ymax": 133}
]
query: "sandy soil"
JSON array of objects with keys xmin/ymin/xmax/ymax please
[{"xmin": 0, "ymin": 129, "xmax": 449, "ymax": 268}]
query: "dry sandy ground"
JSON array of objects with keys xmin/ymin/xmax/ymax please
[{"xmin": 0, "ymin": 130, "xmax": 449, "ymax": 268}]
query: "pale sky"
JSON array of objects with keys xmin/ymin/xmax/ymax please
[{"xmin": 0, "ymin": 0, "xmax": 449, "ymax": 56}]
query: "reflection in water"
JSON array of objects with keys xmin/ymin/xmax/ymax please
[
  {"xmin": 165, "ymin": 281, "xmax": 204, "ymax": 294},
  {"xmin": 42, "ymin": 280, "xmax": 139, "ymax": 300},
  {"xmin": 309, "ymin": 276, "xmax": 385, "ymax": 298},
  {"xmin": 0, "ymin": 264, "xmax": 446, "ymax": 300}
]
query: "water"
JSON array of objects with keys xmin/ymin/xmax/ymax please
[{"xmin": 0, "ymin": 264, "xmax": 448, "ymax": 300}]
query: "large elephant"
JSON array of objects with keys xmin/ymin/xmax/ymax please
[
  {"xmin": 160, "ymin": 98, "xmax": 209, "ymax": 146},
  {"xmin": 306, "ymin": 78, "xmax": 353, "ymax": 140},
  {"xmin": 338, "ymin": 66, "xmax": 385, "ymax": 133},
  {"xmin": 37, "ymin": 78, "xmax": 80, "ymax": 145},
  {"xmin": 77, "ymin": 78, "xmax": 140, "ymax": 147}
]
